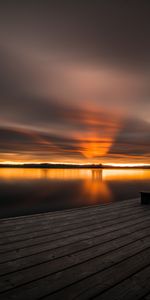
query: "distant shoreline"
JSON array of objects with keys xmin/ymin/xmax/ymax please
[{"xmin": 0, "ymin": 164, "xmax": 150, "ymax": 169}]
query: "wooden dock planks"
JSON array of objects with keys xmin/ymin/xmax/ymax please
[{"xmin": 0, "ymin": 198, "xmax": 150, "ymax": 299}]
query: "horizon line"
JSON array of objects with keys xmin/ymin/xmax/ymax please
[{"xmin": 0, "ymin": 162, "xmax": 150, "ymax": 168}]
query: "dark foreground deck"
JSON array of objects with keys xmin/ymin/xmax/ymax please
[{"xmin": 0, "ymin": 199, "xmax": 150, "ymax": 300}]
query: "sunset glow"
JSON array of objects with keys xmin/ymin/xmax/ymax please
[{"xmin": 0, "ymin": 2, "xmax": 149, "ymax": 165}]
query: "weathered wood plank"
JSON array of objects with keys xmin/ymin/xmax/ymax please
[
  {"xmin": 0, "ymin": 218, "xmax": 149, "ymax": 276},
  {"xmin": 0, "ymin": 214, "xmax": 149, "ymax": 264},
  {"xmin": 0, "ymin": 229, "xmax": 150, "ymax": 293},
  {"xmin": 0, "ymin": 198, "xmax": 138, "ymax": 226},
  {"xmin": 0, "ymin": 199, "xmax": 140, "ymax": 233},
  {"xmin": 0, "ymin": 201, "xmax": 141, "ymax": 234},
  {"xmin": 0, "ymin": 206, "xmax": 145, "ymax": 245},
  {"xmin": 0, "ymin": 198, "xmax": 149, "ymax": 300},
  {"xmin": 0, "ymin": 211, "xmax": 149, "ymax": 260},
  {"xmin": 94, "ymin": 265, "xmax": 150, "ymax": 300},
  {"xmin": 46, "ymin": 248, "xmax": 150, "ymax": 300},
  {"xmin": 0, "ymin": 205, "xmax": 140, "ymax": 241},
  {"xmin": 1, "ymin": 244, "xmax": 150, "ymax": 299}
]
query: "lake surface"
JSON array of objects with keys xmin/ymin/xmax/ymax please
[{"xmin": 0, "ymin": 168, "xmax": 150, "ymax": 218}]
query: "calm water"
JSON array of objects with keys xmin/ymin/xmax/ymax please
[{"xmin": 0, "ymin": 168, "xmax": 150, "ymax": 218}]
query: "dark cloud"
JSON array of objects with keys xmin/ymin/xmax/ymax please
[
  {"xmin": 0, "ymin": 91, "xmax": 120, "ymax": 134},
  {"xmin": 0, "ymin": 1, "xmax": 150, "ymax": 70},
  {"xmin": 0, "ymin": 1, "xmax": 149, "ymax": 163},
  {"xmin": 109, "ymin": 119, "xmax": 150, "ymax": 156},
  {"xmin": 0, "ymin": 127, "xmax": 84, "ymax": 160}
]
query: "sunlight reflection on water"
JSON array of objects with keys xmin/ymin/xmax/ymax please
[{"xmin": 0, "ymin": 168, "xmax": 150, "ymax": 218}]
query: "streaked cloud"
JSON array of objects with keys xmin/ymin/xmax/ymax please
[{"xmin": 0, "ymin": 1, "xmax": 149, "ymax": 163}]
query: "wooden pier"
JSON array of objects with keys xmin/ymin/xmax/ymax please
[{"xmin": 0, "ymin": 198, "xmax": 150, "ymax": 300}]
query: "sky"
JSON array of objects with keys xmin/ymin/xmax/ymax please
[{"xmin": 0, "ymin": 1, "xmax": 150, "ymax": 165}]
